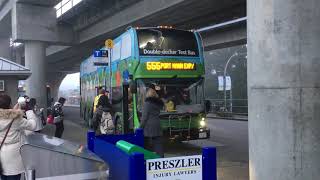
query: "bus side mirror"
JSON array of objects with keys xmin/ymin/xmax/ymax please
[{"xmin": 129, "ymin": 80, "xmax": 137, "ymax": 94}]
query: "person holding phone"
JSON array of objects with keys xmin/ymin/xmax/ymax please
[{"xmin": 0, "ymin": 94, "xmax": 37, "ymax": 180}]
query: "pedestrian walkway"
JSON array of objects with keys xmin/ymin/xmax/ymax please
[
  {"xmin": 41, "ymin": 119, "xmax": 88, "ymax": 145},
  {"xmin": 41, "ymin": 107, "xmax": 249, "ymax": 180}
]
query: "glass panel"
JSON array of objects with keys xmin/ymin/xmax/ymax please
[
  {"xmin": 54, "ymin": 2, "xmax": 62, "ymax": 10},
  {"xmin": 56, "ymin": 9, "xmax": 62, "ymax": 18},
  {"xmin": 62, "ymin": 0, "xmax": 72, "ymax": 14},
  {"xmin": 136, "ymin": 79, "xmax": 204, "ymax": 114},
  {"xmin": 61, "ymin": 0, "xmax": 70, "ymax": 5},
  {"xmin": 112, "ymin": 42, "xmax": 121, "ymax": 61},
  {"xmin": 73, "ymin": 0, "xmax": 82, "ymax": 6},
  {"xmin": 121, "ymin": 34, "xmax": 132, "ymax": 60},
  {"xmin": 137, "ymin": 28, "xmax": 199, "ymax": 57}
]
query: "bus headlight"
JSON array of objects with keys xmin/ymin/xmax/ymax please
[{"xmin": 200, "ymin": 119, "xmax": 206, "ymax": 127}]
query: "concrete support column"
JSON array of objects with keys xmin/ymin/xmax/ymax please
[
  {"xmin": 50, "ymin": 83, "xmax": 60, "ymax": 102},
  {"xmin": 248, "ymin": 0, "xmax": 320, "ymax": 180},
  {"xmin": 47, "ymin": 72, "xmax": 66, "ymax": 104},
  {"xmin": 15, "ymin": 49, "xmax": 23, "ymax": 65},
  {"xmin": 0, "ymin": 37, "xmax": 11, "ymax": 59},
  {"xmin": 25, "ymin": 41, "xmax": 47, "ymax": 108}
]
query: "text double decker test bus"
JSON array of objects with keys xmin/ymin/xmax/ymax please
[{"xmin": 80, "ymin": 27, "xmax": 210, "ymax": 140}]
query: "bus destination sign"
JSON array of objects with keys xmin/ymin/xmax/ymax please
[{"xmin": 146, "ymin": 62, "xmax": 196, "ymax": 71}]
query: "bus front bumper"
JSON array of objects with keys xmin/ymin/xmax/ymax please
[{"xmin": 165, "ymin": 128, "xmax": 210, "ymax": 141}]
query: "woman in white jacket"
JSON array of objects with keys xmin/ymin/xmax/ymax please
[
  {"xmin": 26, "ymin": 98, "xmax": 44, "ymax": 133},
  {"xmin": 0, "ymin": 95, "xmax": 37, "ymax": 180}
]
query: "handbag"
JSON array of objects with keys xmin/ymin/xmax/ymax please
[
  {"xmin": 0, "ymin": 118, "xmax": 15, "ymax": 173},
  {"xmin": 53, "ymin": 116, "xmax": 62, "ymax": 124},
  {"xmin": 47, "ymin": 114, "xmax": 54, "ymax": 124}
]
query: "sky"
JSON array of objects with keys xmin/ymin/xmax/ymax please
[{"xmin": 59, "ymin": 72, "xmax": 80, "ymax": 90}]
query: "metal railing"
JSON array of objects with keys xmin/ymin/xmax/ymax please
[{"xmin": 207, "ymin": 98, "xmax": 248, "ymax": 118}]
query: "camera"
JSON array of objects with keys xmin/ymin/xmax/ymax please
[
  {"xmin": 18, "ymin": 96, "xmax": 31, "ymax": 110},
  {"xmin": 18, "ymin": 97, "xmax": 26, "ymax": 106}
]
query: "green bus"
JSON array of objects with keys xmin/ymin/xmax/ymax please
[{"xmin": 80, "ymin": 27, "xmax": 210, "ymax": 140}]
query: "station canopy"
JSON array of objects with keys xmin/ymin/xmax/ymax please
[{"xmin": 0, "ymin": 57, "xmax": 31, "ymax": 80}]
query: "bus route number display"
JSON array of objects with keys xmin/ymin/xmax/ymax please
[{"xmin": 146, "ymin": 62, "xmax": 196, "ymax": 71}]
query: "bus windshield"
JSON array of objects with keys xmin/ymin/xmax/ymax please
[
  {"xmin": 137, "ymin": 28, "xmax": 199, "ymax": 57},
  {"xmin": 136, "ymin": 79, "xmax": 205, "ymax": 114}
]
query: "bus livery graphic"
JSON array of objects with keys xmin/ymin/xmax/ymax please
[{"xmin": 80, "ymin": 27, "xmax": 210, "ymax": 140}]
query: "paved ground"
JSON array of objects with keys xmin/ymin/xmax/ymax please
[
  {"xmin": 43, "ymin": 106, "xmax": 249, "ymax": 180},
  {"xmin": 41, "ymin": 106, "xmax": 88, "ymax": 145}
]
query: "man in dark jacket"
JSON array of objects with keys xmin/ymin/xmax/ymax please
[
  {"xmin": 54, "ymin": 97, "xmax": 66, "ymax": 138},
  {"xmin": 140, "ymin": 88, "xmax": 164, "ymax": 157}
]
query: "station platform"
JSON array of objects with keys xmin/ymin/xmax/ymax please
[{"xmin": 39, "ymin": 106, "xmax": 249, "ymax": 180}]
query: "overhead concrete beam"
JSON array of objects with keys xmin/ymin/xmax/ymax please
[
  {"xmin": 46, "ymin": 45, "xmax": 71, "ymax": 56},
  {"xmin": 0, "ymin": 36, "xmax": 11, "ymax": 59},
  {"xmin": 17, "ymin": 0, "xmax": 60, "ymax": 7},
  {"xmin": 47, "ymin": 71, "xmax": 66, "ymax": 101},
  {"xmin": 46, "ymin": 0, "xmax": 246, "ymax": 73},
  {"xmin": 12, "ymin": 3, "xmax": 76, "ymax": 45},
  {"xmin": 201, "ymin": 24, "xmax": 247, "ymax": 50},
  {"xmin": 0, "ymin": 13, "xmax": 12, "ymax": 38},
  {"xmin": 79, "ymin": 0, "xmax": 185, "ymax": 43},
  {"xmin": 0, "ymin": 0, "xmax": 14, "ymax": 22}
]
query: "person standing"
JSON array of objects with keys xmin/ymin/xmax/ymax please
[
  {"xmin": 26, "ymin": 98, "xmax": 44, "ymax": 133},
  {"xmin": 92, "ymin": 89, "xmax": 108, "ymax": 133},
  {"xmin": 53, "ymin": 97, "xmax": 66, "ymax": 138},
  {"xmin": 93, "ymin": 89, "xmax": 114, "ymax": 135},
  {"xmin": 93, "ymin": 87, "xmax": 104, "ymax": 114},
  {"xmin": 140, "ymin": 88, "xmax": 164, "ymax": 157},
  {"xmin": 0, "ymin": 94, "xmax": 37, "ymax": 180}
]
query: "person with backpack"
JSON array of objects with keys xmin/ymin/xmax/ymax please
[
  {"xmin": 53, "ymin": 97, "xmax": 66, "ymax": 138},
  {"xmin": 92, "ymin": 89, "xmax": 114, "ymax": 135}
]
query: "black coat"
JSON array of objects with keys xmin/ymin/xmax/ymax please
[
  {"xmin": 140, "ymin": 97, "xmax": 164, "ymax": 137},
  {"xmin": 98, "ymin": 95, "xmax": 111, "ymax": 109}
]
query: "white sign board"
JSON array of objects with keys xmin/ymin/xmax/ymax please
[
  {"xmin": 218, "ymin": 76, "xmax": 224, "ymax": 91},
  {"xmin": 146, "ymin": 155, "xmax": 202, "ymax": 180},
  {"xmin": 226, "ymin": 76, "xmax": 232, "ymax": 90}
]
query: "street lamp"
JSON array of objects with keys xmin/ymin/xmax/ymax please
[{"xmin": 223, "ymin": 52, "xmax": 246, "ymax": 113}]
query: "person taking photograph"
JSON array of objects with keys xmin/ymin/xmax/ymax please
[{"xmin": 0, "ymin": 94, "xmax": 38, "ymax": 180}]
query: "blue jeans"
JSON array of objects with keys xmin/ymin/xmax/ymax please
[{"xmin": 1, "ymin": 174, "xmax": 21, "ymax": 180}]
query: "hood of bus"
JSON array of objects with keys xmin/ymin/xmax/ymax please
[{"xmin": 133, "ymin": 56, "xmax": 204, "ymax": 79}]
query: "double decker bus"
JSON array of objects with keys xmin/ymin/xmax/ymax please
[{"xmin": 80, "ymin": 27, "xmax": 210, "ymax": 140}]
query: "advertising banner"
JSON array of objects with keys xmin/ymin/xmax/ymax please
[
  {"xmin": 218, "ymin": 76, "xmax": 224, "ymax": 91},
  {"xmin": 226, "ymin": 76, "xmax": 232, "ymax": 90},
  {"xmin": 146, "ymin": 155, "xmax": 202, "ymax": 180}
]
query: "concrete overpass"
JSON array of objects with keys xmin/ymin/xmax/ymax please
[
  {"xmin": 0, "ymin": 0, "xmax": 246, "ymax": 105},
  {"xmin": 1, "ymin": 1, "xmax": 319, "ymax": 180}
]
